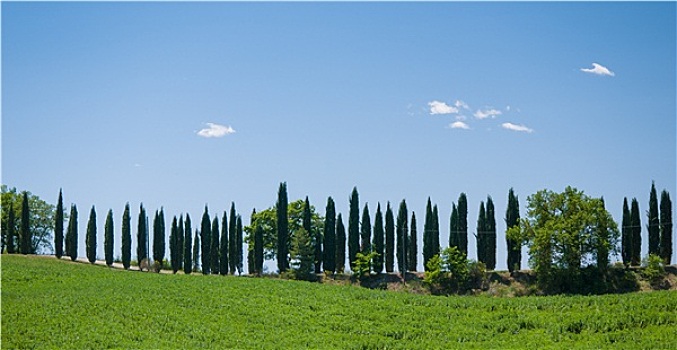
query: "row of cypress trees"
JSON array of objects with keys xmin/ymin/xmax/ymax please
[{"xmin": 4, "ymin": 191, "xmax": 33, "ymax": 255}]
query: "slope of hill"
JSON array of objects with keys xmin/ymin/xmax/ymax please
[{"xmin": 2, "ymin": 255, "xmax": 676, "ymax": 349}]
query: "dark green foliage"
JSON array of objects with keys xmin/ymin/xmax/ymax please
[
  {"xmin": 193, "ymin": 229, "xmax": 200, "ymax": 272},
  {"xmin": 289, "ymin": 227, "xmax": 316, "ymax": 281},
  {"xmin": 505, "ymin": 188, "xmax": 521, "ymax": 272},
  {"xmin": 423, "ymin": 198, "xmax": 433, "ymax": 271},
  {"xmin": 457, "ymin": 193, "xmax": 468, "ymax": 256},
  {"xmin": 648, "ymin": 182, "xmax": 660, "ymax": 256},
  {"xmin": 104, "ymin": 209, "xmax": 114, "ymax": 266},
  {"xmin": 184, "ymin": 214, "xmax": 192, "ymax": 274},
  {"xmin": 229, "ymin": 203, "xmax": 237, "ymax": 274},
  {"xmin": 254, "ymin": 219, "xmax": 264, "ymax": 274},
  {"xmin": 200, "ymin": 206, "xmax": 211, "ymax": 274},
  {"xmin": 66, "ymin": 204, "xmax": 78, "ymax": 261},
  {"xmin": 630, "ymin": 198, "xmax": 641, "ymax": 266},
  {"xmin": 20, "ymin": 191, "xmax": 31, "ymax": 254},
  {"xmin": 396, "ymin": 199, "xmax": 408, "ymax": 273},
  {"xmin": 372, "ymin": 203, "xmax": 384, "ymax": 274},
  {"xmin": 408, "ymin": 212, "xmax": 417, "ymax": 271},
  {"xmin": 2, "ymin": 186, "xmax": 55, "ymax": 254},
  {"xmin": 348, "ymin": 187, "xmax": 360, "ymax": 271},
  {"xmin": 170, "ymin": 216, "xmax": 179, "ymax": 273},
  {"xmin": 449, "ymin": 203, "xmax": 459, "ymax": 250},
  {"xmin": 432, "ymin": 205, "xmax": 440, "ymax": 261},
  {"xmin": 121, "ymin": 203, "xmax": 131, "ymax": 270},
  {"xmin": 303, "ymin": 197, "xmax": 321, "ymax": 274},
  {"xmin": 137, "ymin": 204, "xmax": 148, "ymax": 267},
  {"xmin": 596, "ymin": 198, "xmax": 611, "ymax": 270},
  {"xmin": 7, "ymin": 202, "xmax": 16, "ymax": 254},
  {"xmin": 236, "ymin": 215, "xmax": 243, "ymax": 274},
  {"xmin": 86, "ymin": 206, "xmax": 97, "ymax": 263},
  {"xmin": 621, "ymin": 198, "xmax": 631, "ymax": 265},
  {"xmin": 323, "ymin": 197, "xmax": 336, "ymax": 273},
  {"xmin": 211, "ymin": 217, "xmax": 220, "ymax": 275},
  {"xmin": 361, "ymin": 203, "xmax": 371, "ymax": 255},
  {"xmin": 55, "ymin": 189, "xmax": 64, "ymax": 259},
  {"xmin": 335, "ymin": 213, "xmax": 346, "ymax": 273},
  {"xmin": 153, "ymin": 208, "xmax": 166, "ymax": 271},
  {"xmin": 384, "ymin": 203, "xmax": 395, "ymax": 273},
  {"xmin": 277, "ymin": 182, "xmax": 289, "ymax": 273},
  {"xmin": 220, "ymin": 211, "xmax": 229, "ymax": 275},
  {"xmin": 486, "ymin": 197, "xmax": 496, "ymax": 271},
  {"xmin": 177, "ymin": 215, "xmax": 184, "ymax": 272},
  {"xmin": 660, "ymin": 190, "xmax": 672, "ymax": 265},
  {"xmin": 476, "ymin": 201, "xmax": 487, "ymax": 267}
]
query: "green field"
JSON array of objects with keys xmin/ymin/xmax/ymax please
[{"xmin": 2, "ymin": 255, "xmax": 676, "ymax": 349}]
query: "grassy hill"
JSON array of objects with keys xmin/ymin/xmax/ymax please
[{"xmin": 2, "ymin": 255, "xmax": 676, "ymax": 349}]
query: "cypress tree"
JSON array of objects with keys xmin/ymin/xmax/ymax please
[
  {"xmin": 229, "ymin": 203, "xmax": 237, "ymax": 274},
  {"xmin": 153, "ymin": 208, "xmax": 166, "ymax": 271},
  {"xmin": 486, "ymin": 196, "xmax": 496, "ymax": 271},
  {"xmin": 432, "ymin": 205, "xmax": 440, "ymax": 260},
  {"xmin": 385, "ymin": 202, "xmax": 395, "ymax": 273},
  {"xmin": 67, "ymin": 204, "xmax": 78, "ymax": 261},
  {"xmin": 220, "ymin": 211, "xmax": 229, "ymax": 275},
  {"xmin": 323, "ymin": 197, "xmax": 336, "ymax": 273},
  {"xmin": 361, "ymin": 203, "xmax": 371, "ymax": 254},
  {"xmin": 335, "ymin": 213, "xmax": 346, "ymax": 273},
  {"xmin": 137, "ymin": 204, "xmax": 148, "ymax": 269},
  {"xmin": 277, "ymin": 182, "xmax": 289, "ymax": 272},
  {"xmin": 184, "ymin": 214, "xmax": 193, "ymax": 274},
  {"xmin": 449, "ymin": 203, "xmax": 459, "ymax": 249},
  {"xmin": 660, "ymin": 190, "xmax": 673, "ymax": 265},
  {"xmin": 254, "ymin": 220, "xmax": 264, "ymax": 275},
  {"xmin": 177, "ymin": 215, "xmax": 184, "ymax": 272},
  {"xmin": 648, "ymin": 182, "xmax": 660, "ymax": 256},
  {"xmin": 105, "ymin": 209, "xmax": 114, "ymax": 266},
  {"xmin": 505, "ymin": 188, "xmax": 521, "ymax": 272},
  {"xmin": 348, "ymin": 187, "xmax": 360, "ymax": 271},
  {"xmin": 55, "ymin": 189, "xmax": 64, "ymax": 259},
  {"xmin": 621, "ymin": 197, "xmax": 631, "ymax": 265},
  {"xmin": 86, "ymin": 205, "xmax": 97, "ymax": 263},
  {"xmin": 122, "ymin": 203, "xmax": 131, "ymax": 270},
  {"xmin": 596, "ymin": 197, "xmax": 610, "ymax": 270},
  {"xmin": 200, "ymin": 205, "xmax": 211, "ymax": 274},
  {"xmin": 630, "ymin": 198, "xmax": 642, "ymax": 266},
  {"xmin": 458, "ymin": 193, "xmax": 468, "ymax": 256},
  {"xmin": 423, "ymin": 198, "xmax": 433, "ymax": 271},
  {"xmin": 7, "ymin": 202, "xmax": 16, "ymax": 254},
  {"xmin": 408, "ymin": 211, "xmax": 417, "ymax": 271},
  {"xmin": 303, "ymin": 197, "xmax": 320, "ymax": 273},
  {"xmin": 211, "ymin": 217, "xmax": 220, "ymax": 275},
  {"xmin": 372, "ymin": 203, "xmax": 384, "ymax": 274},
  {"xmin": 476, "ymin": 201, "xmax": 487, "ymax": 266},
  {"xmin": 236, "ymin": 215, "xmax": 243, "ymax": 274},
  {"xmin": 170, "ymin": 216, "xmax": 179, "ymax": 273},
  {"xmin": 396, "ymin": 200, "xmax": 408, "ymax": 273},
  {"xmin": 20, "ymin": 191, "xmax": 31, "ymax": 254},
  {"xmin": 193, "ymin": 229, "xmax": 200, "ymax": 272}
]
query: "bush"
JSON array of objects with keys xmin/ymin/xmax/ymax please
[
  {"xmin": 642, "ymin": 254, "xmax": 666, "ymax": 282},
  {"xmin": 423, "ymin": 247, "xmax": 488, "ymax": 295}
]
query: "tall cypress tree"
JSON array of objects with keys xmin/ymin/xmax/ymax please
[
  {"xmin": 211, "ymin": 217, "xmax": 220, "ymax": 275},
  {"xmin": 596, "ymin": 197, "xmax": 610, "ymax": 270},
  {"xmin": 303, "ymin": 197, "xmax": 320, "ymax": 273},
  {"xmin": 153, "ymin": 208, "xmax": 166, "ymax": 271},
  {"xmin": 254, "ymin": 220, "xmax": 264, "ymax": 275},
  {"xmin": 648, "ymin": 182, "xmax": 660, "ymax": 256},
  {"xmin": 408, "ymin": 212, "xmax": 417, "ymax": 271},
  {"xmin": 105, "ymin": 209, "xmax": 114, "ymax": 266},
  {"xmin": 335, "ymin": 213, "xmax": 346, "ymax": 273},
  {"xmin": 423, "ymin": 198, "xmax": 433, "ymax": 270},
  {"xmin": 385, "ymin": 203, "xmax": 395, "ymax": 273},
  {"xmin": 55, "ymin": 189, "xmax": 64, "ymax": 259},
  {"xmin": 396, "ymin": 200, "xmax": 408, "ymax": 273},
  {"xmin": 122, "ymin": 203, "xmax": 131, "ymax": 270},
  {"xmin": 373, "ymin": 203, "xmax": 384, "ymax": 274},
  {"xmin": 67, "ymin": 204, "xmax": 78, "ymax": 261},
  {"xmin": 220, "ymin": 211, "xmax": 229, "ymax": 275},
  {"xmin": 449, "ymin": 203, "xmax": 458, "ymax": 249},
  {"xmin": 236, "ymin": 215, "xmax": 243, "ymax": 274},
  {"xmin": 229, "ymin": 203, "xmax": 237, "ymax": 274},
  {"xmin": 476, "ymin": 201, "xmax": 487, "ymax": 266},
  {"xmin": 193, "ymin": 229, "xmax": 200, "ymax": 272},
  {"xmin": 660, "ymin": 190, "xmax": 673, "ymax": 265},
  {"xmin": 458, "ymin": 193, "xmax": 468, "ymax": 256},
  {"xmin": 621, "ymin": 197, "xmax": 631, "ymax": 265},
  {"xmin": 486, "ymin": 196, "xmax": 496, "ymax": 271},
  {"xmin": 323, "ymin": 197, "xmax": 336, "ymax": 273},
  {"xmin": 361, "ymin": 203, "xmax": 371, "ymax": 254},
  {"xmin": 432, "ymin": 205, "xmax": 440, "ymax": 260},
  {"xmin": 200, "ymin": 205, "xmax": 211, "ymax": 274},
  {"xmin": 348, "ymin": 187, "xmax": 360, "ymax": 271},
  {"xmin": 137, "ymin": 204, "xmax": 148, "ymax": 269},
  {"xmin": 184, "ymin": 214, "xmax": 193, "ymax": 274},
  {"xmin": 86, "ymin": 205, "xmax": 97, "ymax": 263},
  {"xmin": 630, "ymin": 198, "xmax": 642, "ymax": 266},
  {"xmin": 20, "ymin": 191, "xmax": 31, "ymax": 254},
  {"xmin": 277, "ymin": 183, "xmax": 289, "ymax": 273},
  {"xmin": 170, "ymin": 216, "xmax": 179, "ymax": 273},
  {"xmin": 177, "ymin": 215, "xmax": 184, "ymax": 272},
  {"xmin": 505, "ymin": 188, "xmax": 521, "ymax": 272},
  {"xmin": 6, "ymin": 202, "xmax": 15, "ymax": 254}
]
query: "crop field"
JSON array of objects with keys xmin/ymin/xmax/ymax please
[{"xmin": 2, "ymin": 255, "xmax": 676, "ymax": 349}]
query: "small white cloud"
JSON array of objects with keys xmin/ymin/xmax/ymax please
[
  {"xmin": 197, "ymin": 123, "xmax": 236, "ymax": 138},
  {"xmin": 581, "ymin": 63, "xmax": 615, "ymax": 77},
  {"xmin": 474, "ymin": 108, "xmax": 502, "ymax": 119},
  {"xmin": 449, "ymin": 121, "xmax": 470, "ymax": 130},
  {"xmin": 429, "ymin": 100, "xmax": 458, "ymax": 115},
  {"xmin": 502, "ymin": 122, "xmax": 533, "ymax": 133},
  {"xmin": 454, "ymin": 100, "xmax": 470, "ymax": 110}
]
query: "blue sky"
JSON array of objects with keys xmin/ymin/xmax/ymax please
[{"xmin": 2, "ymin": 2, "xmax": 675, "ymax": 270}]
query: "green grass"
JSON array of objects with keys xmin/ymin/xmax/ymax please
[{"xmin": 2, "ymin": 255, "xmax": 676, "ymax": 349}]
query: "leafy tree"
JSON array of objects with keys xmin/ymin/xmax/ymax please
[
  {"xmin": 277, "ymin": 182, "xmax": 289, "ymax": 273},
  {"xmin": 396, "ymin": 199, "xmax": 408, "ymax": 273},
  {"xmin": 348, "ymin": 187, "xmax": 360, "ymax": 271},
  {"xmin": 361, "ymin": 203, "xmax": 371, "ymax": 255},
  {"xmin": 211, "ymin": 217, "xmax": 220, "ymax": 275},
  {"xmin": 104, "ymin": 209, "xmax": 114, "ymax": 266},
  {"xmin": 595, "ymin": 198, "xmax": 612, "ymax": 270},
  {"xmin": 660, "ymin": 190, "xmax": 673, "ymax": 265},
  {"xmin": 153, "ymin": 208, "xmax": 166, "ymax": 272},
  {"xmin": 55, "ymin": 189, "xmax": 64, "ymax": 258},
  {"xmin": 193, "ymin": 229, "xmax": 200, "ymax": 272},
  {"xmin": 229, "ymin": 203, "xmax": 237, "ymax": 274},
  {"xmin": 449, "ymin": 203, "xmax": 459, "ymax": 250},
  {"xmin": 475, "ymin": 201, "xmax": 486, "ymax": 267},
  {"xmin": 220, "ymin": 211, "xmax": 229, "ymax": 275},
  {"xmin": 236, "ymin": 215, "xmax": 243, "ymax": 274},
  {"xmin": 6, "ymin": 201, "xmax": 16, "ymax": 254},
  {"xmin": 170, "ymin": 216, "xmax": 179, "ymax": 273},
  {"xmin": 2, "ymin": 186, "xmax": 55, "ymax": 254},
  {"xmin": 372, "ymin": 203, "xmax": 384, "ymax": 274},
  {"xmin": 66, "ymin": 204, "xmax": 78, "ymax": 261},
  {"xmin": 648, "ymin": 182, "xmax": 660, "ymax": 256},
  {"xmin": 457, "ymin": 193, "xmax": 468, "ymax": 256},
  {"xmin": 137, "ymin": 204, "xmax": 148, "ymax": 269},
  {"xmin": 184, "ymin": 214, "xmax": 193, "ymax": 274},
  {"xmin": 200, "ymin": 205, "xmax": 211, "ymax": 274},
  {"xmin": 621, "ymin": 198, "xmax": 631, "ymax": 265},
  {"xmin": 86, "ymin": 205, "xmax": 97, "ymax": 263},
  {"xmin": 384, "ymin": 203, "xmax": 395, "ymax": 273},
  {"xmin": 505, "ymin": 188, "xmax": 521, "ymax": 272},
  {"xmin": 177, "ymin": 215, "xmax": 184, "ymax": 272},
  {"xmin": 121, "ymin": 203, "xmax": 131, "ymax": 269},
  {"xmin": 336, "ymin": 213, "xmax": 346, "ymax": 273},
  {"xmin": 254, "ymin": 217, "xmax": 264, "ymax": 275},
  {"xmin": 630, "ymin": 198, "xmax": 642, "ymax": 266},
  {"xmin": 486, "ymin": 196, "xmax": 496, "ymax": 271},
  {"xmin": 323, "ymin": 197, "xmax": 336, "ymax": 273},
  {"xmin": 20, "ymin": 191, "xmax": 32, "ymax": 254},
  {"xmin": 408, "ymin": 211, "xmax": 417, "ymax": 271}
]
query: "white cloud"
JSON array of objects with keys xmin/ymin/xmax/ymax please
[
  {"xmin": 428, "ymin": 100, "xmax": 458, "ymax": 115},
  {"xmin": 449, "ymin": 121, "xmax": 470, "ymax": 130},
  {"xmin": 197, "ymin": 123, "xmax": 236, "ymax": 138},
  {"xmin": 581, "ymin": 63, "xmax": 615, "ymax": 77},
  {"xmin": 474, "ymin": 108, "xmax": 502, "ymax": 119},
  {"xmin": 454, "ymin": 100, "xmax": 470, "ymax": 110},
  {"xmin": 502, "ymin": 122, "xmax": 533, "ymax": 133}
]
